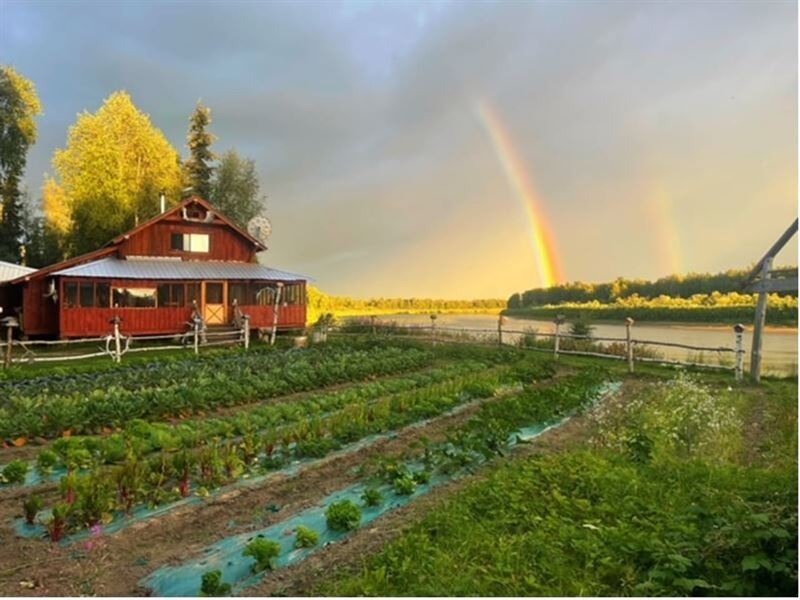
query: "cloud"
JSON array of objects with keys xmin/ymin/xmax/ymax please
[{"xmin": 1, "ymin": 0, "xmax": 796, "ymax": 298}]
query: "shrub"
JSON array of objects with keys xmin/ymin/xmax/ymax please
[
  {"xmin": 326, "ymin": 500, "xmax": 361, "ymax": 531},
  {"xmin": 200, "ymin": 570, "xmax": 231, "ymax": 596},
  {"xmin": 361, "ymin": 487, "xmax": 384, "ymax": 507},
  {"xmin": 295, "ymin": 525, "xmax": 319, "ymax": 549},
  {"xmin": 242, "ymin": 537, "xmax": 281, "ymax": 572}
]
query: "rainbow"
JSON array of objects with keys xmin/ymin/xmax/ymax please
[
  {"xmin": 475, "ymin": 100, "xmax": 564, "ymax": 288},
  {"xmin": 648, "ymin": 183, "xmax": 684, "ymax": 276}
]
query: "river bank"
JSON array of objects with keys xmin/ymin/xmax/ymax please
[
  {"xmin": 502, "ymin": 306, "xmax": 797, "ymax": 326},
  {"xmin": 344, "ymin": 313, "xmax": 798, "ymax": 375}
]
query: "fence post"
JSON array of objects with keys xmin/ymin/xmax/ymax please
[
  {"xmin": 242, "ymin": 315, "xmax": 251, "ymax": 350},
  {"xmin": 270, "ymin": 283, "xmax": 284, "ymax": 347},
  {"xmin": 553, "ymin": 315, "xmax": 565, "ymax": 360},
  {"xmin": 497, "ymin": 315, "xmax": 505, "ymax": 347},
  {"xmin": 430, "ymin": 314, "xmax": 437, "ymax": 346},
  {"xmin": 2, "ymin": 318, "xmax": 17, "ymax": 368},
  {"xmin": 625, "ymin": 317, "xmax": 634, "ymax": 374},
  {"xmin": 111, "ymin": 316, "xmax": 122, "ymax": 363},
  {"xmin": 734, "ymin": 323, "xmax": 745, "ymax": 382},
  {"xmin": 193, "ymin": 316, "xmax": 200, "ymax": 355}
]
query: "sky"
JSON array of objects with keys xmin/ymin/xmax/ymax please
[{"xmin": 0, "ymin": 0, "xmax": 797, "ymax": 299}]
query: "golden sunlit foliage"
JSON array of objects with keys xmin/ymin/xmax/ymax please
[
  {"xmin": 307, "ymin": 285, "xmax": 505, "ymax": 323},
  {"xmin": 48, "ymin": 91, "xmax": 183, "ymax": 254}
]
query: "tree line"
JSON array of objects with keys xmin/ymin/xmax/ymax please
[
  {"xmin": 507, "ymin": 268, "xmax": 797, "ymax": 309},
  {"xmin": 307, "ymin": 285, "xmax": 505, "ymax": 323},
  {"xmin": 0, "ymin": 65, "xmax": 268, "ymax": 267}
]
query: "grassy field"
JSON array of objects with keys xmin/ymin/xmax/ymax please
[{"xmin": 0, "ymin": 336, "xmax": 795, "ymax": 596}]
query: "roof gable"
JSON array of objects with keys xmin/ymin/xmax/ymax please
[{"xmin": 107, "ymin": 196, "xmax": 266, "ymax": 251}]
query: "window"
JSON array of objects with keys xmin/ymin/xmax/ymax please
[
  {"xmin": 113, "ymin": 287, "xmax": 157, "ymax": 308},
  {"xmin": 64, "ymin": 282, "xmax": 78, "ymax": 308},
  {"xmin": 229, "ymin": 283, "xmax": 250, "ymax": 306},
  {"xmin": 63, "ymin": 281, "xmax": 110, "ymax": 308},
  {"xmin": 96, "ymin": 283, "xmax": 110, "ymax": 308},
  {"xmin": 170, "ymin": 233, "xmax": 210, "ymax": 253},
  {"xmin": 187, "ymin": 282, "xmax": 200, "ymax": 307},
  {"xmin": 157, "ymin": 283, "xmax": 185, "ymax": 308},
  {"xmin": 79, "ymin": 283, "xmax": 94, "ymax": 308},
  {"xmin": 254, "ymin": 284, "xmax": 279, "ymax": 306},
  {"xmin": 283, "ymin": 283, "xmax": 306, "ymax": 305}
]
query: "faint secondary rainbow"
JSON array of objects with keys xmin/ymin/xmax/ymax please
[
  {"xmin": 647, "ymin": 183, "xmax": 684, "ymax": 276},
  {"xmin": 475, "ymin": 99, "xmax": 564, "ymax": 288}
]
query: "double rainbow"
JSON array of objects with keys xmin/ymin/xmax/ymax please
[{"xmin": 475, "ymin": 100, "xmax": 564, "ymax": 288}]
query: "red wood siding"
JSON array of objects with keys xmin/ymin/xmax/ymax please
[
  {"xmin": 61, "ymin": 307, "xmax": 193, "ymax": 338},
  {"xmin": 60, "ymin": 305, "xmax": 305, "ymax": 337},
  {"xmin": 22, "ymin": 279, "xmax": 59, "ymax": 336},
  {"xmin": 118, "ymin": 219, "xmax": 255, "ymax": 262},
  {"xmin": 241, "ymin": 305, "xmax": 306, "ymax": 329}
]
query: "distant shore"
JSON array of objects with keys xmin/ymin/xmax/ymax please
[{"xmin": 502, "ymin": 307, "xmax": 798, "ymax": 327}]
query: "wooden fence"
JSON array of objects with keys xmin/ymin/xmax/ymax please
[{"xmin": 332, "ymin": 315, "xmax": 746, "ymax": 381}]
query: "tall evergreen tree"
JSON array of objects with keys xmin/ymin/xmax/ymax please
[
  {"xmin": 184, "ymin": 101, "xmax": 215, "ymax": 200},
  {"xmin": 0, "ymin": 66, "xmax": 42, "ymax": 263},
  {"xmin": 211, "ymin": 149, "xmax": 264, "ymax": 227}
]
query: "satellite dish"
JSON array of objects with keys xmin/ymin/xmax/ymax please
[{"xmin": 247, "ymin": 215, "xmax": 272, "ymax": 244}]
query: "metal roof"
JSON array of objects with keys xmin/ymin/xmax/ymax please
[
  {"xmin": 0, "ymin": 261, "xmax": 36, "ymax": 282},
  {"xmin": 52, "ymin": 257, "xmax": 310, "ymax": 281}
]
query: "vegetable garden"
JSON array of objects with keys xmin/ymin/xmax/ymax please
[{"xmin": 0, "ymin": 336, "xmax": 795, "ymax": 596}]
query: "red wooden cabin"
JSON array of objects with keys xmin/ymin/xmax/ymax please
[{"xmin": 0, "ymin": 197, "xmax": 309, "ymax": 338}]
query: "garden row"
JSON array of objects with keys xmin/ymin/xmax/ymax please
[
  {"xmin": 0, "ymin": 360, "xmax": 495, "ymax": 486},
  {"xmin": 143, "ymin": 367, "xmax": 611, "ymax": 596},
  {"xmin": 17, "ymin": 355, "xmax": 556, "ymax": 541},
  {"xmin": 0, "ymin": 343, "xmax": 436, "ymax": 440}
]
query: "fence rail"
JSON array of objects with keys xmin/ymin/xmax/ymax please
[
  {"xmin": 0, "ymin": 314, "xmax": 255, "ymax": 367},
  {"xmin": 1, "ymin": 312, "xmax": 747, "ymax": 381},
  {"xmin": 332, "ymin": 315, "xmax": 746, "ymax": 381}
]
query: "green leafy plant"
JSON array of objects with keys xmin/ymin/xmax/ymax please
[
  {"xmin": 361, "ymin": 487, "xmax": 384, "ymax": 507},
  {"xmin": 36, "ymin": 449, "xmax": 59, "ymax": 474},
  {"xmin": 394, "ymin": 476, "xmax": 417, "ymax": 495},
  {"xmin": 22, "ymin": 495, "xmax": 43, "ymax": 525},
  {"xmin": 46, "ymin": 503, "xmax": 71, "ymax": 542},
  {"xmin": 326, "ymin": 500, "xmax": 361, "ymax": 531},
  {"xmin": 242, "ymin": 536, "xmax": 281, "ymax": 572},
  {"xmin": 295, "ymin": 525, "xmax": 319, "ymax": 548},
  {"xmin": 2, "ymin": 459, "xmax": 29, "ymax": 484},
  {"xmin": 200, "ymin": 569, "xmax": 231, "ymax": 596}
]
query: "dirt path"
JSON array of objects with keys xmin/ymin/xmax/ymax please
[{"xmin": 0, "ymin": 371, "xmax": 575, "ymax": 597}]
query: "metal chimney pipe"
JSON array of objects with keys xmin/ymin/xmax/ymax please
[{"xmin": 160, "ymin": 190, "xmax": 166, "ymax": 214}]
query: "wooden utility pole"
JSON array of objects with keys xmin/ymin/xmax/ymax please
[
  {"xmin": 742, "ymin": 219, "xmax": 797, "ymax": 384},
  {"xmin": 749, "ymin": 258, "xmax": 772, "ymax": 383}
]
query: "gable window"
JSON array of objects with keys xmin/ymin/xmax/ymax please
[{"xmin": 170, "ymin": 233, "xmax": 210, "ymax": 253}]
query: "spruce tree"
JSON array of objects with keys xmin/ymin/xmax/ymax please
[
  {"xmin": 184, "ymin": 101, "xmax": 215, "ymax": 200},
  {"xmin": 0, "ymin": 66, "xmax": 42, "ymax": 263},
  {"xmin": 0, "ymin": 172, "xmax": 23, "ymax": 262}
]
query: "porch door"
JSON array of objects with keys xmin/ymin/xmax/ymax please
[{"xmin": 203, "ymin": 282, "xmax": 226, "ymax": 325}]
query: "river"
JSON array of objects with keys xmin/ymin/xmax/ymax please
[{"xmin": 355, "ymin": 313, "xmax": 797, "ymax": 376}]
